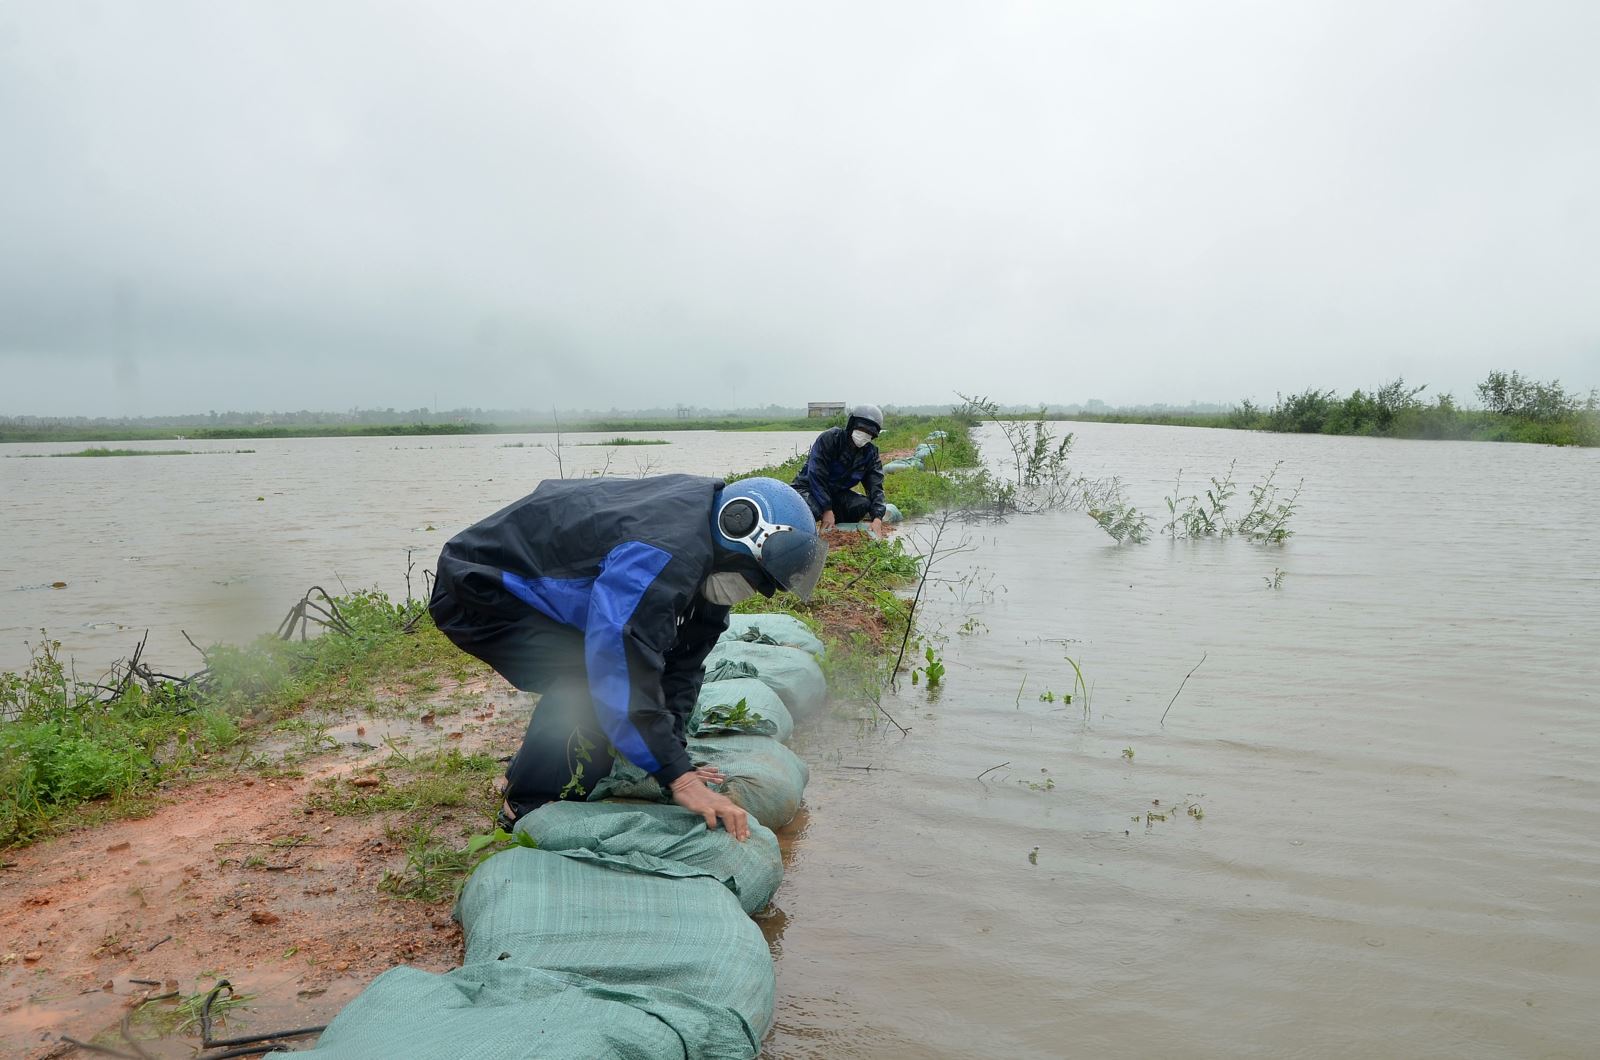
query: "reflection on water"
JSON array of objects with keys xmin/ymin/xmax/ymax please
[{"xmin": 6, "ymin": 423, "xmax": 1598, "ymax": 1057}]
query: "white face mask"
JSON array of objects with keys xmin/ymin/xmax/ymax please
[
  {"xmin": 702, "ymin": 571, "xmax": 758, "ymax": 606},
  {"xmin": 851, "ymin": 429, "xmax": 873, "ymax": 448}
]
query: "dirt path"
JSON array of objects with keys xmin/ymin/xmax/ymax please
[{"xmin": 0, "ymin": 677, "xmax": 527, "ymax": 1059}]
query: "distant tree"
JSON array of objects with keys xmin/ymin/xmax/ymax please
[{"xmin": 1476, "ymin": 371, "xmax": 1584, "ymax": 421}]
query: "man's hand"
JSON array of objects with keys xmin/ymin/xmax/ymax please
[
  {"xmin": 869, "ymin": 517, "xmax": 884, "ymax": 536},
  {"xmin": 820, "ymin": 509, "xmax": 836, "ymax": 530},
  {"xmin": 670, "ymin": 773, "xmax": 750, "ymax": 841},
  {"xmin": 690, "ymin": 763, "xmax": 727, "ymax": 786}
]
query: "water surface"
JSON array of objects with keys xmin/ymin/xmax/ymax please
[
  {"xmin": 768, "ymin": 422, "xmax": 1598, "ymax": 1058},
  {"xmin": 0, "ymin": 430, "xmax": 816, "ymax": 673},
  {"xmin": 5, "ymin": 422, "xmax": 1596, "ymax": 1057}
]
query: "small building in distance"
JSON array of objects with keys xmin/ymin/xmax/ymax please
[{"xmin": 807, "ymin": 401, "xmax": 846, "ymax": 418}]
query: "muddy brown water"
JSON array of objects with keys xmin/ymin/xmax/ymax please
[
  {"xmin": 768, "ymin": 423, "xmax": 1598, "ymax": 1058},
  {"xmin": 5, "ymin": 423, "xmax": 1598, "ymax": 1057},
  {"xmin": 0, "ymin": 430, "xmax": 820, "ymax": 674}
]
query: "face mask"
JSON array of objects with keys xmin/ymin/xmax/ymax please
[
  {"xmin": 851, "ymin": 429, "xmax": 873, "ymax": 448},
  {"xmin": 702, "ymin": 571, "xmax": 758, "ymax": 606}
]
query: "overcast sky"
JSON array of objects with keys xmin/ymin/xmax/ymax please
[{"xmin": 2, "ymin": 2, "xmax": 1596, "ymax": 417}]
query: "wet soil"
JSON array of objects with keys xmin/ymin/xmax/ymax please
[{"xmin": 0, "ymin": 676, "xmax": 527, "ymax": 1059}]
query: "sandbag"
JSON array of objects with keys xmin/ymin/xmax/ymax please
[
  {"xmin": 835, "ymin": 501, "xmax": 903, "ymax": 532},
  {"xmin": 297, "ymin": 962, "xmax": 738, "ymax": 1060},
  {"xmin": 720, "ymin": 613, "xmax": 826, "ymax": 657},
  {"xmin": 590, "ymin": 734, "xmax": 809, "ymax": 830},
  {"xmin": 691, "ymin": 676, "xmax": 794, "ymax": 741},
  {"xmin": 703, "ymin": 640, "xmax": 828, "ymax": 720},
  {"xmin": 301, "ymin": 847, "xmax": 773, "ymax": 1059},
  {"xmin": 520, "ymin": 800, "xmax": 783, "ymax": 914}
]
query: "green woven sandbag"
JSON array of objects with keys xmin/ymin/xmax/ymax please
[
  {"xmin": 690, "ymin": 677, "xmax": 794, "ymax": 741},
  {"xmin": 458, "ymin": 848, "xmax": 773, "ymax": 1052},
  {"xmin": 591, "ymin": 734, "xmax": 809, "ymax": 830},
  {"xmin": 702, "ymin": 641, "xmax": 827, "ymax": 720},
  {"xmin": 720, "ymin": 613, "xmax": 825, "ymax": 657},
  {"xmin": 296, "ymin": 961, "xmax": 740, "ymax": 1059},
  {"xmin": 518, "ymin": 800, "xmax": 783, "ymax": 914},
  {"xmin": 696, "ymin": 733, "xmax": 809, "ymax": 828}
]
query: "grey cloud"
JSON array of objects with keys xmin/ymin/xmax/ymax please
[{"xmin": 1, "ymin": 1, "xmax": 1596, "ymax": 416}]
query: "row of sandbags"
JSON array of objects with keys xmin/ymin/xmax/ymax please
[
  {"xmin": 882, "ymin": 428, "xmax": 947, "ymax": 474},
  {"xmin": 297, "ymin": 613, "xmax": 827, "ymax": 1059}
]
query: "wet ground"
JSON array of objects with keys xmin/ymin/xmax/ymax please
[{"xmin": 0, "ymin": 676, "xmax": 524, "ymax": 1058}]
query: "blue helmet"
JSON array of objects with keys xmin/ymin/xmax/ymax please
[{"xmin": 712, "ymin": 477, "xmax": 827, "ymax": 601}]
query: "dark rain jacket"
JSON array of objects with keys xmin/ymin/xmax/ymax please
[
  {"xmin": 792, "ymin": 425, "xmax": 886, "ymax": 520},
  {"xmin": 432, "ymin": 475, "xmax": 729, "ymax": 788}
]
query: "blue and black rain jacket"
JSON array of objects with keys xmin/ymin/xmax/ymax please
[
  {"xmin": 432, "ymin": 474, "xmax": 729, "ymax": 788},
  {"xmin": 791, "ymin": 425, "xmax": 886, "ymax": 520}
]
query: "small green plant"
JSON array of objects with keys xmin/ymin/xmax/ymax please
[
  {"xmin": 920, "ymin": 644, "xmax": 945, "ymax": 688},
  {"xmin": 381, "ymin": 825, "xmax": 537, "ymax": 904},
  {"xmin": 1063, "ymin": 655, "xmax": 1091, "ymax": 720},
  {"xmin": 699, "ymin": 697, "xmax": 768, "ymax": 732},
  {"xmin": 1020, "ymin": 768, "xmax": 1056, "ymax": 792},
  {"xmin": 379, "ymin": 822, "xmax": 477, "ymax": 903},
  {"xmin": 1233, "ymin": 462, "xmax": 1303, "ymax": 543},
  {"xmin": 1121, "ymin": 747, "xmax": 1134, "ymax": 760},
  {"xmin": 1089, "ymin": 504, "xmax": 1149, "ymax": 543},
  {"xmin": 1264, "ymin": 568, "xmax": 1287, "ymax": 589},
  {"xmin": 1164, "ymin": 462, "xmax": 1238, "ymax": 537},
  {"xmin": 558, "ymin": 731, "xmax": 596, "ymax": 800},
  {"xmin": 1028, "ymin": 846, "xmax": 1039, "ymax": 865}
]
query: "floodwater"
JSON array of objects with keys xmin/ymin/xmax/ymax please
[
  {"xmin": 0, "ymin": 430, "xmax": 818, "ymax": 674},
  {"xmin": 770, "ymin": 422, "xmax": 1600, "ymax": 1058},
  {"xmin": 5, "ymin": 422, "xmax": 1598, "ymax": 1057}
]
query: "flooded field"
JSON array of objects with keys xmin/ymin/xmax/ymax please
[
  {"xmin": 5, "ymin": 422, "xmax": 1597, "ymax": 1057},
  {"xmin": 772, "ymin": 422, "xmax": 1599, "ymax": 1058},
  {"xmin": 0, "ymin": 429, "xmax": 819, "ymax": 674}
]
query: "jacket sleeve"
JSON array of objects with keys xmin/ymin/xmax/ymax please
[
  {"xmin": 582, "ymin": 541, "xmax": 698, "ymax": 788},
  {"xmin": 802, "ymin": 431, "xmax": 836, "ymax": 513},
  {"xmin": 863, "ymin": 447, "xmax": 887, "ymax": 519},
  {"xmin": 661, "ymin": 599, "xmax": 731, "ymax": 742}
]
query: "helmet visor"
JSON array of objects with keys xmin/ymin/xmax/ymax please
[{"xmin": 760, "ymin": 529, "xmax": 828, "ymax": 601}]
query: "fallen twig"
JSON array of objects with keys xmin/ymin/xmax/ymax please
[
  {"xmin": 975, "ymin": 761, "xmax": 1010, "ymax": 781},
  {"xmin": 1159, "ymin": 652, "xmax": 1208, "ymax": 725}
]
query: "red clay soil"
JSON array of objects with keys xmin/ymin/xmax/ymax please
[{"xmin": 0, "ymin": 676, "xmax": 527, "ymax": 1059}]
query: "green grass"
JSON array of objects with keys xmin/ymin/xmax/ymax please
[
  {"xmin": 579, "ymin": 437, "xmax": 671, "ymax": 446},
  {"xmin": 305, "ymin": 747, "xmax": 501, "ymax": 817},
  {"xmin": 0, "ymin": 589, "xmax": 479, "ymax": 848}
]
